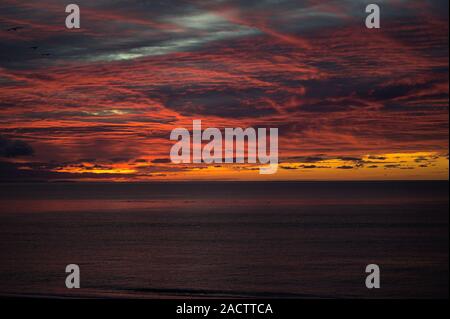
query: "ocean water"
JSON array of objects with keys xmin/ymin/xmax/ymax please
[{"xmin": 0, "ymin": 181, "xmax": 448, "ymax": 298}]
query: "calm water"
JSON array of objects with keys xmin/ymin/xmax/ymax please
[{"xmin": 0, "ymin": 181, "xmax": 448, "ymax": 298}]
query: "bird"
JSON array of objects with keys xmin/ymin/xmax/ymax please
[
  {"xmin": 41, "ymin": 53, "xmax": 52, "ymax": 57},
  {"xmin": 30, "ymin": 46, "xmax": 38, "ymax": 50},
  {"xmin": 6, "ymin": 26, "xmax": 24, "ymax": 31}
]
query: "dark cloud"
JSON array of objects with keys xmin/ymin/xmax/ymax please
[
  {"xmin": 384, "ymin": 164, "xmax": 401, "ymax": 169},
  {"xmin": 164, "ymin": 88, "xmax": 279, "ymax": 118},
  {"xmin": 368, "ymin": 156, "xmax": 387, "ymax": 160},
  {"xmin": 0, "ymin": 136, "xmax": 34, "ymax": 157},
  {"xmin": 280, "ymin": 165, "xmax": 298, "ymax": 170},
  {"xmin": 297, "ymin": 164, "xmax": 331, "ymax": 169},
  {"xmin": 338, "ymin": 156, "xmax": 362, "ymax": 162},
  {"xmin": 0, "ymin": 161, "xmax": 133, "ymax": 182},
  {"xmin": 151, "ymin": 158, "xmax": 171, "ymax": 164}
]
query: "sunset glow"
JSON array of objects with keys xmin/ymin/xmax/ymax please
[{"xmin": 0, "ymin": 0, "xmax": 448, "ymax": 182}]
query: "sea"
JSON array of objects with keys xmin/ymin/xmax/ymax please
[{"xmin": 0, "ymin": 181, "xmax": 448, "ymax": 298}]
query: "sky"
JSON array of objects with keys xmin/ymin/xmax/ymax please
[{"xmin": 0, "ymin": 0, "xmax": 448, "ymax": 181}]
